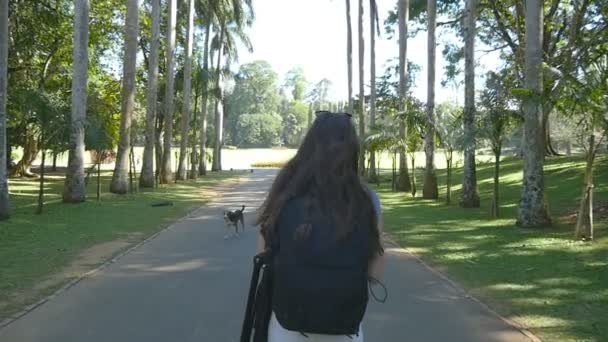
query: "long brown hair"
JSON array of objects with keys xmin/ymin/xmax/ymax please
[{"xmin": 256, "ymin": 111, "xmax": 383, "ymax": 258}]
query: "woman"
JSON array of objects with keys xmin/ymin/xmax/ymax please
[{"xmin": 256, "ymin": 111, "xmax": 385, "ymax": 342}]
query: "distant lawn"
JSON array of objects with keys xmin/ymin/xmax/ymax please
[
  {"xmin": 0, "ymin": 169, "xmax": 244, "ymax": 321},
  {"xmin": 374, "ymin": 155, "xmax": 608, "ymax": 342}
]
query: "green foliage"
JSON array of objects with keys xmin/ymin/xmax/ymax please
[
  {"xmin": 435, "ymin": 101, "xmax": 464, "ymax": 152},
  {"xmin": 479, "ymin": 71, "xmax": 523, "ymax": 154},
  {"xmin": 235, "ymin": 112, "xmax": 282, "ymax": 147},
  {"xmin": 284, "ymin": 67, "xmax": 308, "ymax": 101},
  {"xmin": 280, "ymin": 100, "xmax": 308, "ymax": 146}
]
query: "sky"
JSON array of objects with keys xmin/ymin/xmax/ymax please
[{"xmin": 235, "ymin": 0, "xmax": 502, "ymax": 104}]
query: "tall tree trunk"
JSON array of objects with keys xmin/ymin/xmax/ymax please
[
  {"xmin": 161, "ymin": 0, "xmax": 177, "ymax": 183},
  {"xmin": 422, "ymin": 0, "xmax": 438, "ymax": 199},
  {"xmin": 346, "ymin": 0, "xmax": 354, "ymax": 114},
  {"xmin": 198, "ymin": 23, "xmax": 211, "ymax": 176},
  {"xmin": 140, "ymin": 0, "xmax": 161, "ymax": 188},
  {"xmin": 176, "ymin": 0, "xmax": 195, "ymax": 181},
  {"xmin": 491, "ymin": 150, "xmax": 500, "ymax": 218},
  {"xmin": 110, "ymin": 0, "xmax": 138, "ymax": 194},
  {"xmin": 0, "ymin": 0, "xmax": 8, "ymax": 219},
  {"xmin": 212, "ymin": 28, "xmax": 224, "ymax": 172},
  {"xmin": 63, "ymin": 0, "xmax": 89, "ymax": 203},
  {"xmin": 154, "ymin": 113, "xmax": 163, "ymax": 185},
  {"xmin": 397, "ymin": 0, "xmax": 411, "ymax": 192},
  {"xmin": 368, "ymin": 0, "xmax": 377, "ymax": 179},
  {"xmin": 357, "ymin": 0, "xmax": 365, "ymax": 176},
  {"xmin": 189, "ymin": 80, "xmax": 199, "ymax": 179},
  {"xmin": 516, "ymin": 0, "xmax": 551, "ymax": 227},
  {"xmin": 460, "ymin": 0, "xmax": 480, "ymax": 207}
]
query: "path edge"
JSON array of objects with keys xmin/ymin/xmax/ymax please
[
  {"xmin": 0, "ymin": 173, "xmax": 252, "ymax": 331},
  {"xmin": 382, "ymin": 234, "xmax": 543, "ymax": 342}
]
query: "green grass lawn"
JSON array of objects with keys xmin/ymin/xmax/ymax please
[
  {"xmin": 374, "ymin": 155, "xmax": 608, "ymax": 342},
  {"xmin": 0, "ymin": 169, "xmax": 244, "ymax": 320}
]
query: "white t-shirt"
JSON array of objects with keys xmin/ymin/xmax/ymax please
[{"xmin": 268, "ymin": 312, "xmax": 364, "ymax": 342}]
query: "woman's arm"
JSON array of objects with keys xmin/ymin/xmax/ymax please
[
  {"xmin": 368, "ymin": 190, "xmax": 385, "ymax": 281},
  {"xmin": 368, "ymin": 211, "xmax": 385, "ymax": 281},
  {"xmin": 256, "ymin": 229, "xmax": 265, "ymax": 254}
]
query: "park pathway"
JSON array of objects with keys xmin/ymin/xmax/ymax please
[{"xmin": 0, "ymin": 169, "xmax": 532, "ymax": 342}]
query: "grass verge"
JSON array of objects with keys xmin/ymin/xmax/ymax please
[
  {"xmin": 0, "ymin": 170, "xmax": 245, "ymax": 320},
  {"xmin": 374, "ymin": 155, "xmax": 608, "ymax": 342}
]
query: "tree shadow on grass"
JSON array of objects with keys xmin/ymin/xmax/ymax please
[{"xmin": 374, "ymin": 155, "xmax": 608, "ymax": 341}]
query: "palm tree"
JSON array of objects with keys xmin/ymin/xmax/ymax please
[
  {"xmin": 460, "ymin": 0, "xmax": 480, "ymax": 207},
  {"xmin": 211, "ymin": 27, "xmax": 225, "ymax": 172},
  {"xmin": 397, "ymin": 0, "xmax": 411, "ymax": 192},
  {"xmin": 516, "ymin": 0, "xmax": 551, "ymax": 227},
  {"xmin": 198, "ymin": 21, "xmax": 212, "ymax": 176},
  {"xmin": 368, "ymin": 0, "xmax": 379, "ymax": 179},
  {"xmin": 357, "ymin": 0, "xmax": 365, "ymax": 175},
  {"xmin": 422, "ymin": 0, "xmax": 438, "ymax": 199},
  {"xmin": 110, "ymin": 0, "xmax": 139, "ymax": 194},
  {"xmin": 140, "ymin": 0, "xmax": 161, "ymax": 188},
  {"xmin": 345, "ymin": 0, "xmax": 353, "ymax": 113},
  {"xmin": 0, "ymin": 0, "xmax": 9, "ymax": 219},
  {"xmin": 160, "ymin": 0, "xmax": 177, "ymax": 184},
  {"xmin": 176, "ymin": 0, "xmax": 195, "ymax": 181},
  {"xmin": 63, "ymin": 0, "xmax": 89, "ymax": 202},
  {"xmin": 211, "ymin": 1, "xmax": 253, "ymax": 171}
]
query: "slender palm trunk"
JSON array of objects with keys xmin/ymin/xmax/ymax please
[
  {"xmin": 140, "ymin": 0, "xmax": 161, "ymax": 188},
  {"xmin": 491, "ymin": 150, "xmax": 500, "ymax": 218},
  {"xmin": 446, "ymin": 149, "xmax": 453, "ymax": 204},
  {"xmin": 154, "ymin": 114, "xmax": 163, "ymax": 185},
  {"xmin": 199, "ymin": 23, "xmax": 211, "ymax": 176},
  {"xmin": 0, "ymin": 0, "xmax": 9, "ymax": 219},
  {"xmin": 37, "ymin": 147, "xmax": 46, "ymax": 214},
  {"xmin": 516, "ymin": 0, "xmax": 551, "ymax": 227},
  {"xmin": 397, "ymin": 0, "xmax": 411, "ymax": 192},
  {"xmin": 346, "ymin": 0, "xmax": 353, "ymax": 114},
  {"xmin": 161, "ymin": 0, "xmax": 177, "ymax": 183},
  {"xmin": 189, "ymin": 78, "xmax": 199, "ymax": 179},
  {"xmin": 422, "ymin": 0, "xmax": 438, "ymax": 199},
  {"xmin": 110, "ymin": 0, "xmax": 139, "ymax": 194},
  {"xmin": 369, "ymin": 0, "xmax": 377, "ymax": 179},
  {"xmin": 96, "ymin": 157, "xmax": 101, "ymax": 201},
  {"xmin": 574, "ymin": 133, "xmax": 600, "ymax": 240},
  {"xmin": 460, "ymin": 0, "xmax": 480, "ymax": 207},
  {"xmin": 410, "ymin": 154, "xmax": 416, "ymax": 197},
  {"xmin": 177, "ymin": 0, "xmax": 195, "ymax": 181},
  {"xmin": 357, "ymin": 0, "xmax": 365, "ymax": 175},
  {"xmin": 51, "ymin": 152, "xmax": 58, "ymax": 171},
  {"xmin": 63, "ymin": 0, "xmax": 89, "ymax": 202},
  {"xmin": 212, "ymin": 28, "xmax": 224, "ymax": 172}
]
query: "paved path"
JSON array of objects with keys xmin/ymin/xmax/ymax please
[{"xmin": 0, "ymin": 169, "xmax": 532, "ymax": 342}]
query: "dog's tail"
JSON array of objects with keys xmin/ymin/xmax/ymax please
[{"xmin": 240, "ymin": 205, "xmax": 246, "ymax": 212}]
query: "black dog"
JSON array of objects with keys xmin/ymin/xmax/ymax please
[{"xmin": 223, "ymin": 205, "xmax": 246, "ymax": 238}]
